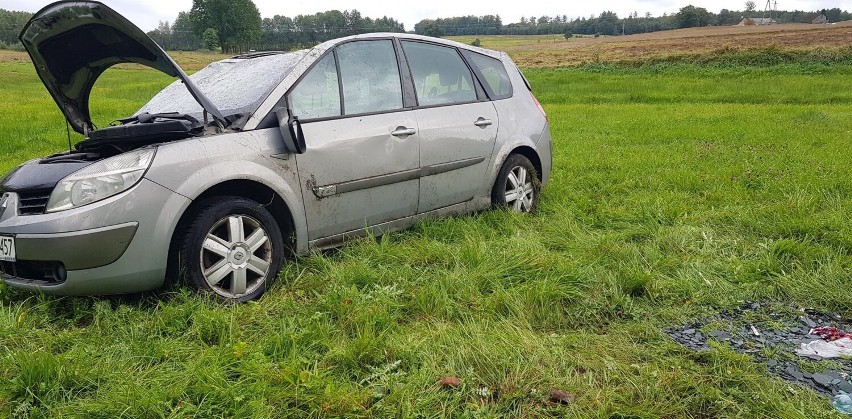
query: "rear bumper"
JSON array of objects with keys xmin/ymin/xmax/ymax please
[{"xmin": 536, "ymin": 121, "xmax": 553, "ymax": 186}]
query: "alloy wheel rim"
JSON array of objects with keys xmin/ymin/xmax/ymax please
[
  {"xmin": 504, "ymin": 166, "xmax": 534, "ymax": 212},
  {"xmin": 200, "ymin": 215, "xmax": 272, "ymax": 298}
]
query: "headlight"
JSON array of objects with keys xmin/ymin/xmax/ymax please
[{"xmin": 46, "ymin": 148, "xmax": 156, "ymax": 212}]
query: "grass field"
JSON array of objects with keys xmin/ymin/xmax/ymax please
[{"xmin": 1, "ymin": 44, "xmax": 852, "ymax": 417}]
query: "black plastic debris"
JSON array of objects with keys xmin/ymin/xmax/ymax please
[{"xmin": 665, "ymin": 301, "xmax": 852, "ymax": 398}]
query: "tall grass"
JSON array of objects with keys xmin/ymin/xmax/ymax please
[
  {"xmin": 0, "ymin": 60, "xmax": 850, "ymax": 417},
  {"xmin": 638, "ymin": 45, "xmax": 852, "ymax": 67}
]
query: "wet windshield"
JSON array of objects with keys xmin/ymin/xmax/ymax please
[{"xmin": 139, "ymin": 51, "xmax": 307, "ymax": 121}]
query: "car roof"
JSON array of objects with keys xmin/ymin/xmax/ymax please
[{"xmin": 312, "ymin": 33, "xmax": 507, "ymax": 61}]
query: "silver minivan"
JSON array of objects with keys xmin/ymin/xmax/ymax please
[{"xmin": 0, "ymin": 1, "xmax": 552, "ymax": 301}]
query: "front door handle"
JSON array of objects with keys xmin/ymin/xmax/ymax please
[
  {"xmin": 474, "ymin": 118, "xmax": 493, "ymax": 127},
  {"xmin": 391, "ymin": 127, "xmax": 416, "ymax": 137}
]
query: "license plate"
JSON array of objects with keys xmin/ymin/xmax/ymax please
[{"xmin": 0, "ymin": 236, "xmax": 15, "ymax": 262}]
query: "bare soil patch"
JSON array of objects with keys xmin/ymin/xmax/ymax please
[{"xmin": 508, "ymin": 22, "xmax": 852, "ymax": 67}]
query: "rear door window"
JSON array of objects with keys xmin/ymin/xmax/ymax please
[
  {"xmin": 401, "ymin": 41, "xmax": 477, "ymax": 107},
  {"xmin": 462, "ymin": 51, "xmax": 513, "ymax": 100}
]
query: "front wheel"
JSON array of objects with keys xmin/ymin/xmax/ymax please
[
  {"xmin": 491, "ymin": 154, "xmax": 540, "ymax": 213},
  {"xmin": 180, "ymin": 197, "xmax": 285, "ymax": 302}
]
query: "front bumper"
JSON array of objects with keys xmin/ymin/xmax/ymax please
[
  {"xmin": 0, "ymin": 178, "xmax": 190, "ymax": 295},
  {"xmin": 13, "ymin": 222, "xmax": 138, "ymax": 270}
]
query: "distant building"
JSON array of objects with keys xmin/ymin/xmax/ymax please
[
  {"xmin": 738, "ymin": 17, "xmax": 777, "ymax": 26},
  {"xmin": 807, "ymin": 14, "xmax": 829, "ymax": 24}
]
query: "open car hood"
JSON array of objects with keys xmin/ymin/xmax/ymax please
[{"xmin": 19, "ymin": 1, "xmax": 226, "ymax": 135}]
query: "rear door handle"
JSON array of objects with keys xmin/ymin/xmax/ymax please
[
  {"xmin": 474, "ymin": 118, "xmax": 493, "ymax": 127},
  {"xmin": 391, "ymin": 127, "xmax": 416, "ymax": 137}
]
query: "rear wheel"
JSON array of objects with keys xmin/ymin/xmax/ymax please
[
  {"xmin": 491, "ymin": 154, "xmax": 540, "ymax": 213},
  {"xmin": 180, "ymin": 196, "xmax": 284, "ymax": 302}
]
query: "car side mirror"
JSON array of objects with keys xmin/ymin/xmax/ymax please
[{"xmin": 275, "ymin": 107, "xmax": 306, "ymax": 154}]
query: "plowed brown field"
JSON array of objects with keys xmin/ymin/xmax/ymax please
[{"xmin": 449, "ymin": 21, "xmax": 852, "ymax": 67}]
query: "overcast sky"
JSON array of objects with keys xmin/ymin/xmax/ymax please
[{"xmin": 5, "ymin": 0, "xmax": 851, "ymax": 31}]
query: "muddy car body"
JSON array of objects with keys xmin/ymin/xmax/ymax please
[{"xmin": 0, "ymin": 1, "xmax": 552, "ymax": 301}]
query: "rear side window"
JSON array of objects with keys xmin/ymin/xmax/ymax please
[
  {"xmin": 401, "ymin": 41, "xmax": 477, "ymax": 107},
  {"xmin": 336, "ymin": 40, "xmax": 403, "ymax": 115},
  {"xmin": 463, "ymin": 51, "xmax": 513, "ymax": 100},
  {"xmin": 289, "ymin": 54, "xmax": 340, "ymax": 120}
]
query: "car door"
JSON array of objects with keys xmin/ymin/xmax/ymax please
[
  {"xmin": 400, "ymin": 40, "xmax": 499, "ymax": 213},
  {"xmin": 290, "ymin": 40, "xmax": 420, "ymax": 241}
]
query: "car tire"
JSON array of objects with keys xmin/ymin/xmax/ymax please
[
  {"xmin": 491, "ymin": 154, "xmax": 540, "ymax": 213},
  {"xmin": 179, "ymin": 196, "xmax": 284, "ymax": 302}
]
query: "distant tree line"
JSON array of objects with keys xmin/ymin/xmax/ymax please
[
  {"xmin": 147, "ymin": 0, "xmax": 404, "ymax": 53},
  {"xmin": 147, "ymin": 12, "xmax": 204, "ymax": 51},
  {"xmin": 414, "ymin": 15, "xmax": 502, "ymax": 36},
  {"xmin": 0, "ymin": 9, "xmax": 31, "ymax": 49},
  {"xmin": 148, "ymin": 0, "xmax": 405, "ymax": 53},
  {"xmin": 258, "ymin": 10, "xmax": 405, "ymax": 51},
  {"xmin": 415, "ymin": 6, "xmax": 852, "ymax": 37},
  {"xmin": 1, "ymin": 3, "xmax": 851, "ymax": 53},
  {"xmin": 0, "ymin": 2, "xmax": 404, "ymax": 54}
]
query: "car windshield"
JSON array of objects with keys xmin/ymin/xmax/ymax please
[{"xmin": 138, "ymin": 51, "xmax": 307, "ymax": 121}]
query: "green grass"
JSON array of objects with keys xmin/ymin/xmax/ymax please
[
  {"xmin": 1, "ymin": 59, "xmax": 851, "ymax": 417},
  {"xmin": 0, "ymin": 62, "xmax": 174, "ymax": 171}
]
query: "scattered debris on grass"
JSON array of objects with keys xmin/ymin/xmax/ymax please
[
  {"xmin": 797, "ymin": 337, "xmax": 852, "ymax": 359},
  {"xmin": 474, "ymin": 387, "xmax": 499, "ymax": 400},
  {"xmin": 549, "ymin": 389, "xmax": 575, "ymax": 405},
  {"xmin": 833, "ymin": 393, "xmax": 852, "ymax": 415},
  {"xmin": 812, "ymin": 326, "xmax": 852, "ymax": 341},
  {"xmin": 666, "ymin": 301, "xmax": 852, "ymax": 398},
  {"xmin": 439, "ymin": 376, "xmax": 461, "ymax": 389}
]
